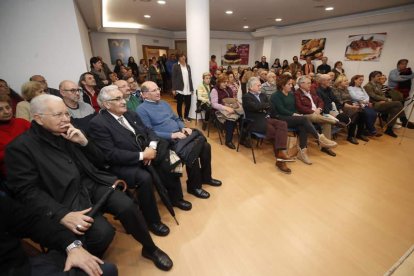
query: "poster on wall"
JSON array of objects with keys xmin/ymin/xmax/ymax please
[
  {"xmin": 344, "ymin": 33, "xmax": 386, "ymax": 61},
  {"xmin": 222, "ymin": 44, "xmax": 249, "ymax": 65},
  {"xmin": 108, "ymin": 39, "xmax": 131, "ymax": 64},
  {"xmin": 300, "ymin": 38, "xmax": 326, "ymax": 60}
]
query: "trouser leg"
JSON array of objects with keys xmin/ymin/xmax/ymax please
[
  {"xmin": 266, "ymin": 118, "xmax": 288, "ymax": 155},
  {"xmin": 224, "ymin": 120, "xmax": 235, "ymax": 143},
  {"xmin": 83, "ymin": 215, "xmax": 115, "ymax": 257},
  {"xmin": 184, "ymin": 95, "xmax": 191, "ymax": 119},
  {"xmin": 199, "ymin": 142, "xmax": 212, "ymax": 182},
  {"xmin": 176, "ymin": 93, "xmax": 184, "ymax": 119},
  {"xmin": 375, "ymin": 101, "xmax": 403, "ymax": 127}
]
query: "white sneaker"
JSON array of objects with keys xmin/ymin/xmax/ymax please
[
  {"xmin": 297, "ymin": 147, "xmax": 312, "ymax": 165},
  {"xmin": 318, "ymin": 134, "xmax": 337, "ymax": 148},
  {"xmin": 393, "ymin": 124, "xmax": 402, "ymax": 129}
]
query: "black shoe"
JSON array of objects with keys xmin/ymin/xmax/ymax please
[
  {"xmin": 225, "ymin": 142, "xmax": 236, "ymax": 149},
  {"xmin": 347, "ymin": 137, "xmax": 359, "ymax": 145},
  {"xmin": 204, "ymin": 178, "xmax": 222, "ymax": 187},
  {"xmin": 148, "ymin": 222, "xmax": 170, "ymax": 236},
  {"xmin": 356, "ymin": 134, "xmax": 369, "ymax": 142},
  {"xmin": 172, "ymin": 199, "xmax": 192, "ymax": 211},
  {"xmin": 385, "ymin": 128, "xmax": 398, "ymax": 138},
  {"xmin": 402, "ymin": 121, "xmax": 414, "ymax": 129},
  {"xmin": 321, "ymin": 147, "xmax": 336, "ymax": 157},
  {"xmin": 142, "ymin": 247, "xmax": 173, "ymax": 271},
  {"xmin": 188, "ymin": 188, "xmax": 210, "ymax": 199}
]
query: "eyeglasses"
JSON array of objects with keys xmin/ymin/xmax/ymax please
[
  {"xmin": 39, "ymin": 112, "xmax": 71, "ymax": 119},
  {"xmin": 105, "ymin": 97, "xmax": 124, "ymax": 102},
  {"xmin": 145, "ymin": 88, "xmax": 161, "ymax": 93},
  {"xmin": 63, "ymin": 88, "xmax": 81, "ymax": 93}
]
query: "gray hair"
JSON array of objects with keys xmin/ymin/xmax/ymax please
[
  {"xmin": 30, "ymin": 94, "xmax": 63, "ymax": 115},
  {"xmin": 247, "ymin": 77, "xmax": 261, "ymax": 90},
  {"xmin": 297, "ymin": 75, "xmax": 311, "ymax": 85},
  {"xmin": 97, "ymin": 85, "xmax": 119, "ymax": 109}
]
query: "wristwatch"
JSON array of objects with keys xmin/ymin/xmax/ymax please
[{"xmin": 66, "ymin": 240, "xmax": 83, "ymax": 253}]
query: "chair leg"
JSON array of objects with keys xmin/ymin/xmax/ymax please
[{"xmin": 250, "ymin": 137, "xmax": 256, "ymax": 164}]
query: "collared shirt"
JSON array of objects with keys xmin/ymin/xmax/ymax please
[
  {"xmin": 176, "ymin": 63, "xmax": 191, "ymax": 95},
  {"xmin": 107, "ymin": 111, "xmax": 157, "ymax": 161},
  {"xmin": 249, "ymin": 91, "xmax": 261, "ymax": 102},
  {"xmin": 301, "ymin": 89, "xmax": 316, "ymax": 111}
]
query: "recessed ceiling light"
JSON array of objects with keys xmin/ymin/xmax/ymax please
[
  {"xmin": 157, "ymin": 0, "xmax": 166, "ymax": 4},
  {"xmin": 275, "ymin": 18, "xmax": 282, "ymax": 22},
  {"xmin": 225, "ymin": 10, "xmax": 233, "ymax": 15},
  {"xmin": 325, "ymin": 7, "xmax": 334, "ymax": 11},
  {"xmin": 144, "ymin": 14, "xmax": 151, "ymax": 18},
  {"xmin": 243, "ymin": 25, "xmax": 249, "ymax": 29}
]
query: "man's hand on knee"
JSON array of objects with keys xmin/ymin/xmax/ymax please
[{"xmin": 64, "ymin": 246, "xmax": 104, "ymax": 276}]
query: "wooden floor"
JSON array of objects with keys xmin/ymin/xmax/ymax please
[{"xmin": 104, "ymin": 101, "xmax": 414, "ymax": 276}]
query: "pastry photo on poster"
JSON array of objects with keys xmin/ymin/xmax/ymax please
[
  {"xmin": 222, "ymin": 44, "xmax": 249, "ymax": 65},
  {"xmin": 344, "ymin": 33, "xmax": 386, "ymax": 61},
  {"xmin": 300, "ymin": 38, "xmax": 326, "ymax": 60}
]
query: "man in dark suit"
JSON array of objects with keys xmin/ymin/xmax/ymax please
[
  {"xmin": 89, "ymin": 85, "xmax": 192, "ymax": 237},
  {"xmin": 5, "ymin": 94, "xmax": 173, "ymax": 271},
  {"xmin": 257, "ymin": 56, "xmax": 269, "ymax": 70},
  {"xmin": 242, "ymin": 77, "xmax": 293, "ymax": 173}
]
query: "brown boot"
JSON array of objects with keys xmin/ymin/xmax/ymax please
[
  {"xmin": 276, "ymin": 150, "xmax": 295, "ymax": 162},
  {"xmin": 276, "ymin": 161, "xmax": 292, "ymax": 174}
]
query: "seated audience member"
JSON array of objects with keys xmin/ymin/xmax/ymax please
[
  {"xmin": 5, "ymin": 94, "xmax": 173, "ymax": 271},
  {"xmin": 210, "ymin": 69, "xmax": 222, "ymax": 87},
  {"xmin": 115, "ymin": 79, "xmax": 141, "ymax": 112},
  {"xmin": 90, "ymin": 57, "xmax": 109, "ymax": 90},
  {"xmin": 242, "ymin": 77, "xmax": 293, "ymax": 173},
  {"xmin": 364, "ymin": 71, "xmax": 414, "ymax": 137},
  {"xmin": 227, "ymin": 71, "xmax": 241, "ymax": 101},
  {"xmin": 332, "ymin": 75, "xmax": 369, "ymax": 144},
  {"xmin": 108, "ymin": 72, "xmax": 119, "ymax": 84},
  {"xmin": 79, "ymin": 72, "xmax": 100, "ymax": 112},
  {"xmin": 30, "ymin": 75, "xmax": 61, "ymax": 97},
  {"xmin": 388, "ymin": 59, "xmax": 414, "ymax": 99},
  {"xmin": 261, "ymin": 72, "xmax": 277, "ymax": 99},
  {"xmin": 241, "ymin": 69, "xmax": 253, "ymax": 94},
  {"xmin": 332, "ymin": 61, "xmax": 345, "ymax": 80},
  {"xmin": 316, "ymin": 74, "xmax": 350, "ymax": 128},
  {"xmin": 210, "ymin": 74, "xmax": 241, "ymax": 149},
  {"xmin": 118, "ymin": 65, "xmax": 128, "ymax": 80},
  {"xmin": 317, "ymin": 57, "xmax": 332, "ymax": 74},
  {"xmin": 88, "ymin": 85, "xmax": 185, "ymax": 236},
  {"xmin": 127, "ymin": 77, "xmax": 142, "ymax": 98},
  {"xmin": 16, "ymin": 81, "xmax": 45, "ymax": 121},
  {"xmin": 59, "ymin": 80, "xmax": 95, "ymax": 132},
  {"xmin": 271, "ymin": 58, "xmax": 282, "ymax": 70},
  {"xmin": 327, "ymin": 71, "xmax": 336, "ymax": 84},
  {"xmin": 0, "ymin": 95, "xmax": 30, "ymax": 179},
  {"xmin": 379, "ymin": 74, "xmax": 404, "ymax": 103},
  {"xmin": 137, "ymin": 81, "xmax": 222, "ymax": 199},
  {"xmin": 302, "ymin": 57, "xmax": 315, "ymax": 75},
  {"xmin": 258, "ymin": 69, "xmax": 268, "ymax": 84},
  {"xmin": 197, "ymin": 72, "xmax": 212, "ymax": 130},
  {"xmin": 0, "ymin": 192, "xmax": 118, "ymax": 276},
  {"xmin": 294, "ymin": 76, "xmax": 339, "ymax": 157},
  {"xmin": 113, "ymin": 59, "xmax": 124, "ymax": 78},
  {"xmin": 281, "ymin": 60, "xmax": 289, "ymax": 72},
  {"xmin": 97, "ymin": 56, "xmax": 112, "ymax": 78},
  {"xmin": 289, "ymin": 56, "xmax": 302, "ymax": 76},
  {"xmin": 348, "ymin": 75, "xmax": 380, "ymax": 138},
  {"xmin": 270, "ymin": 76, "xmax": 337, "ymax": 165},
  {"xmin": 138, "ymin": 59, "xmax": 149, "ymax": 81},
  {"xmin": 0, "ymin": 79, "xmax": 23, "ymax": 114}
]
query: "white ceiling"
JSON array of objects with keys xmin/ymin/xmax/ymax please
[{"xmin": 76, "ymin": 0, "xmax": 414, "ymax": 32}]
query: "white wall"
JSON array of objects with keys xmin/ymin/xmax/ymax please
[
  {"xmin": 90, "ymin": 32, "xmax": 174, "ymax": 67},
  {"xmin": 0, "ymin": 0, "xmax": 89, "ymax": 91},
  {"xmin": 74, "ymin": 2, "xmax": 93, "ymax": 69},
  {"xmin": 268, "ymin": 20, "xmax": 414, "ymax": 82}
]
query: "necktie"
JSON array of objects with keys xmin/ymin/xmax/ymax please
[{"xmin": 118, "ymin": 117, "xmax": 132, "ymax": 132}]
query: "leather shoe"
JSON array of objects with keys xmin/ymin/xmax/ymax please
[
  {"xmin": 225, "ymin": 142, "xmax": 236, "ymax": 149},
  {"xmin": 356, "ymin": 134, "xmax": 369, "ymax": 142},
  {"xmin": 321, "ymin": 147, "xmax": 336, "ymax": 157},
  {"xmin": 204, "ymin": 178, "xmax": 222, "ymax": 186},
  {"xmin": 385, "ymin": 128, "xmax": 398, "ymax": 138},
  {"xmin": 148, "ymin": 222, "xmax": 170, "ymax": 236},
  {"xmin": 172, "ymin": 199, "xmax": 192, "ymax": 211},
  {"xmin": 276, "ymin": 150, "xmax": 295, "ymax": 162},
  {"xmin": 402, "ymin": 121, "xmax": 414, "ymax": 129},
  {"xmin": 347, "ymin": 137, "xmax": 359, "ymax": 145},
  {"xmin": 276, "ymin": 161, "xmax": 291, "ymax": 174},
  {"xmin": 142, "ymin": 247, "xmax": 173, "ymax": 271},
  {"xmin": 188, "ymin": 188, "xmax": 210, "ymax": 199}
]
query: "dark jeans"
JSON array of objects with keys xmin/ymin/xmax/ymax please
[
  {"xmin": 278, "ymin": 115, "xmax": 318, "ymax": 149},
  {"xmin": 176, "ymin": 93, "xmax": 192, "ymax": 119},
  {"xmin": 224, "ymin": 120, "xmax": 237, "ymax": 143},
  {"xmin": 362, "ymin": 107, "xmax": 378, "ymax": 134},
  {"xmin": 29, "ymin": 250, "xmax": 118, "ymax": 276},
  {"xmin": 185, "ymin": 142, "xmax": 212, "ymax": 191}
]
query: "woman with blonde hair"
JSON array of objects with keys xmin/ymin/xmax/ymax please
[
  {"xmin": 16, "ymin": 81, "xmax": 45, "ymax": 121},
  {"xmin": 197, "ymin": 72, "xmax": 212, "ymax": 130}
]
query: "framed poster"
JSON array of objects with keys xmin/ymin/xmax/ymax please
[
  {"xmin": 222, "ymin": 44, "xmax": 249, "ymax": 65},
  {"xmin": 108, "ymin": 39, "xmax": 131, "ymax": 64},
  {"xmin": 300, "ymin": 38, "xmax": 326, "ymax": 60},
  {"xmin": 344, "ymin": 33, "xmax": 386, "ymax": 61}
]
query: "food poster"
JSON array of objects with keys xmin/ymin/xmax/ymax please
[
  {"xmin": 222, "ymin": 44, "xmax": 250, "ymax": 65},
  {"xmin": 300, "ymin": 38, "xmax": 326, "ymax": 60},
  {"xmin": 344, "ymin": 33, "xmax": 386, "ymax": 61}
]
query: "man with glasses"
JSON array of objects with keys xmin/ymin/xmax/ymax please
[
  {"xmin": 60, "ymin": 80, "xmax": 95, "ymax": 132},
  {"xmin": 5, "ymin": 94, "xmax": 173, "ymax": 271},
  {"xmin": 89, "ymin": 85, "xmax": 191, "ymax": 235},
  {"xmin": 114, "ymin": 79, "xmax": 141, "ymax": 112}
]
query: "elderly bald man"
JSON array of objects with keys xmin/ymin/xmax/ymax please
[
  {"xmin": 114, "ymin": 79, "xmax": 141, "ymax": 112},
  {"xmin": 5, "ymin": 94, "xmax": 173, "ymax": 271}
]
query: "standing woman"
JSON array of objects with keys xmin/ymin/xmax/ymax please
[
  {"xmin": 172, "ymin": 54, "xmax": 194, "ymax": 122},
  {"xmin": 127, "ymin": 56, "xmax": 139, "ymax": 78}
]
